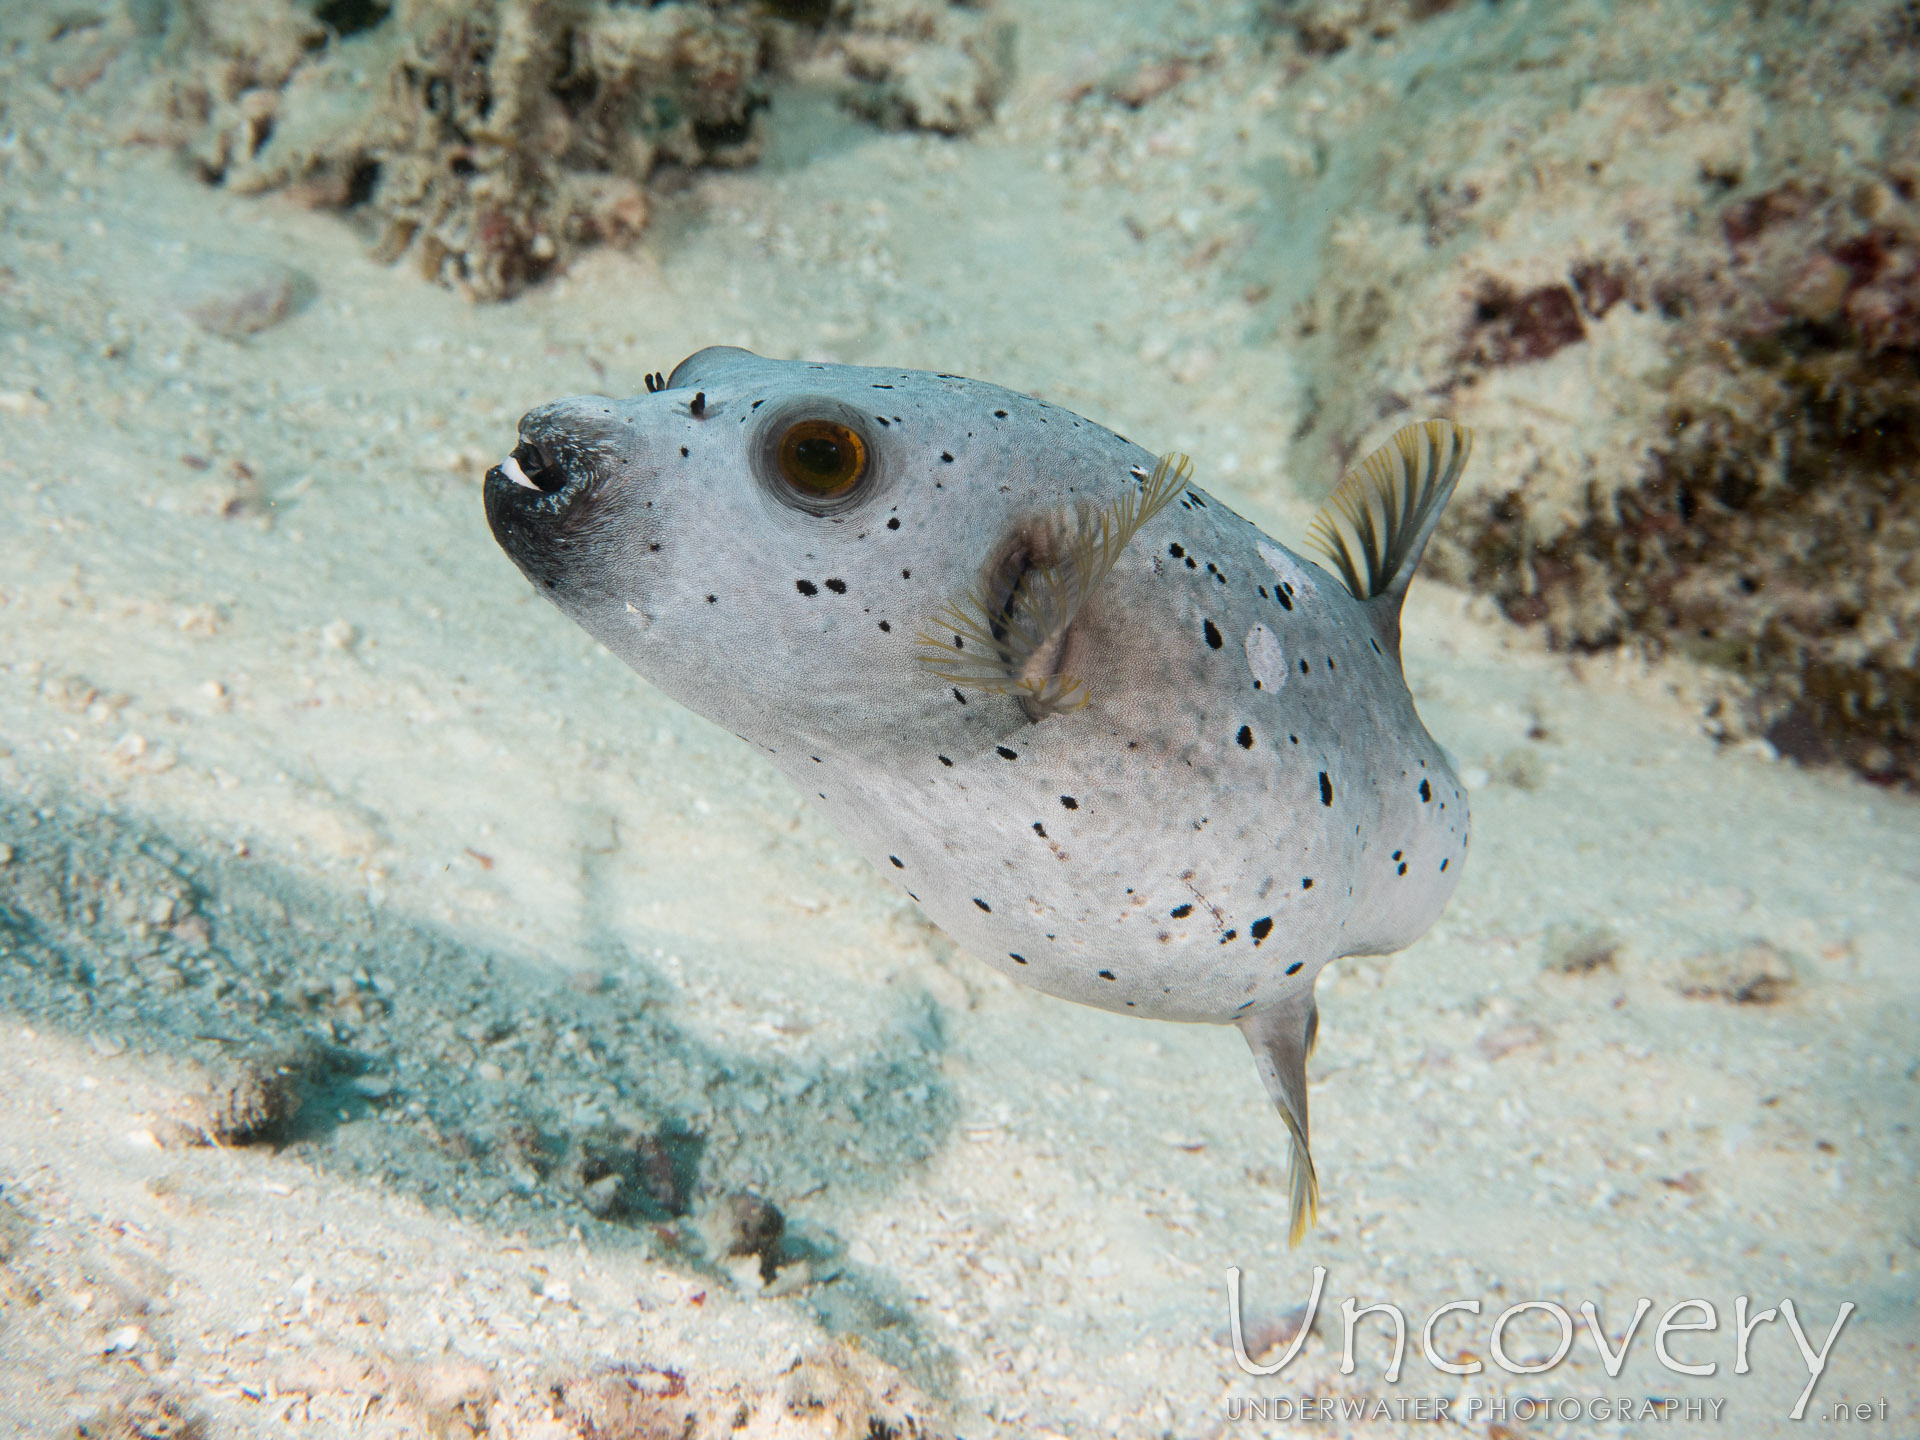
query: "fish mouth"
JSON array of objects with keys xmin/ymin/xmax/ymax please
[
  {"xmin": 484, "ymin": 429, "xmax": 577, "ymax": 503},
  {"xmin": 492, "ymin": 445, "xmax": 554, "ymax": 495},
  {"xmin": 483, "ymin": 417, "xmax": 612, "ymax": 593}
]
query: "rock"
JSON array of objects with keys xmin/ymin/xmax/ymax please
[
  {"xmin": 697, "ymin": 1189, "xmax": 786, "ymax": 1278},
  {"xmin": 547, "ymin": 1364, "xmax": 695, "ymax": 1440},
  {"xmin": 171, "ymin": 255, "xmax": 309, "ymax": 337},
  {"xmin": 195, "ymin": 1041, "xmax": 324, "ymax": 1144},
  {"xmin": 70, "ymin": 1386, "xmax": 205, "ymax": 1440},
  {"xmin": 1256, "ymin": 1, "xmax": 1920, "ymax": 789},
  {"xmin": 141, "ymin": 0, "xmax": 1010, "ymax": 301}
]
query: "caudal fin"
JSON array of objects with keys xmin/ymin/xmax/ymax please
[
  {"xmin": 1306, "ymin": 420, "xmax": 1472, "ymax": 606},
  {"xmin": 1239, "ymin": 992, "xmax": 1321, "ymax": 1247}
]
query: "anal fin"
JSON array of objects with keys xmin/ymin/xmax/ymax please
[{"xmin": 1238, "ymin": 991, "xmax": 1321, "ymax": 1247}]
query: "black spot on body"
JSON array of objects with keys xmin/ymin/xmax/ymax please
[
  {"xmin": 795, "ymin": 579, "xmax": 818, "ymax": 596},
  {"xmin": 1098, "ymin": 969, "xmax": 1116, "ymax": 981},
  {"xmin": 1032, "ymin": 821, "xmax": 1046, "ymax": 837},
  {"xmin": 1060, "ymin": 795, "xmax": 1078, "ymax": 809},
  {"xmin": 1236, "ymin": 725, "xmax": 1254, "ymax": 749},
  {"xmin": 938, "ymin": 755, "xmax": 953, "ymax": 767},
  {"xmin": 1010, "ymin": 953, "xmax": 1028, "ymax": 965},
  {"xmin": 1170, "ymin": 903, "xmax": 1193, "ymax": 918},
  {"xmin": 994, "ymin": 409, "xmax": 1008, "ymax": 418},
  {"xmin": 940, "ymin": 451, "xmax": 954, "ymax": 462},
  {"xmin": 825, "ymin": 578, "xmax": 847, "ymax": 594},
  {"xmin": 1301, "ymin": 877, "xmax": 1313, "ymax": 889},
  {"xmin": 996, "ymin": 746, "xmax": 1018, "ymax": 760},
  {"xmin": 1250, "ymin": 917, "xmax": 1273, "ymax": 942},
  {"xmin": 1300, "ymin": 659, "xmax": 1310, "ymax": 674},
  {"xmin": 1169, "ymin": 543, "xmax": 1185, "ymax": 558},
  {"xmin": 1420, "ymin": 778, "xmax": 1432, "ymax": 802},
  {"xmin": 1203, "ymin": 619, "xmax": 1223, "ymax": 649},
  {"xmin": 1286, "ymin": 961, "xmax": 1303, "ymax": 975},
  {"xmin": 680, "ymin": 446, "xmax": 689, "ymax": 457},
  {"xmin": 973, "ymin": 898, "xmax": 992, "ymax": 913},
  {"xmin": 953, "ymin": 688, "xmax": 967, "ymax": 705},
  {"xmin": 1219, "ymin": 929, "xmax": 1238, "ymax": 943},
  {"xmin": 886, "ymin": 517, "xmax": 900, "ymax": 530},
  {"xmin": 1397, "ymin": 862, "xmax": 1408, "ymax": 875},
  {"xmin": 1319, "ymin": 772, "xmax": 1333, "ymax": 806},
  {"xmin": 889, "ymin": 856, "xmax": 904, "ymax": 868},
  {"xmin": 878, "ymin": 620, "xmax": 891, "ymax": 632}
]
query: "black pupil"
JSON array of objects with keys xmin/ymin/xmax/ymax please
[{"xmin": 794, "ymin": 436, "xmax": 844, "ymax": 476}]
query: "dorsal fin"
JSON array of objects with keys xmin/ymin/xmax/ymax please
[
  {"xmin": 915, "ymin": 452, "xmax": 1192, "ymax": 717},
  {"xmin": 1305, "ymin": 420, "xmax": 1472, "ymax": 621}
]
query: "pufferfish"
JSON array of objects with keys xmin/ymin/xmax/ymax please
[{"xmin": 484, "ymin": 347, "xmax": 1472, "ymax": 1243}]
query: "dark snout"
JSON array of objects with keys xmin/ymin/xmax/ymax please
[{"xmin": 484, "ymin": 397, "xmax": 635, "ymax": 594}]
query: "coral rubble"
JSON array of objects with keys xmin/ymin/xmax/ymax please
[{"xmin": 134, "ymin": 0, "xmax": 1010, "ymax": 300}]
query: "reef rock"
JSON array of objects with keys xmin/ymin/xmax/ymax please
[
  {"xmin": 1252, "ymin": 0, "xmax": 1920, "ymax": 787},
  {"xmin": 136, "ymin": 0, "xmax": 1010, "ymax": 300}
]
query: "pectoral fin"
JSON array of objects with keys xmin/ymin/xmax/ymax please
[
  {"xmin": 915, "ymin": 452, "xmax": 1192, "ymax": 716},
  {"xmin": 1238, "ymin": 990, "xmax": 1321, "ymax": 1247}
]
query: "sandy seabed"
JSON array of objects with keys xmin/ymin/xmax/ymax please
[{"xmin": 0, "ymin": 1, "xmax": 1915, "ymax": 1436}]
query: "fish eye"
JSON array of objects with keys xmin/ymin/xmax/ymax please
[{"xmin": 776, "ymin": 419, "xmax": 868, "ymax": 499}]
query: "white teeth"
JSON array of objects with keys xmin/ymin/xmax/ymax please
[{"xmin": 501, "ymin": 453, "xmax": 539, "ymax": 491}]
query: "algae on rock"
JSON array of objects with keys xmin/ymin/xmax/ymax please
[{"xmin": 1246, "ymin": 0, "xmax": 1920, "ymax": 787}]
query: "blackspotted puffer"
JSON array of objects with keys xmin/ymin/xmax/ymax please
[{"xmin": 484, "ymin": 347, "xmax": 1472, "ymax": 1241}]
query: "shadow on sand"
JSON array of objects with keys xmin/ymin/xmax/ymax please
[{"xmin": 0, "ymin": 783, "xmax": 958, "ymax": 1388}]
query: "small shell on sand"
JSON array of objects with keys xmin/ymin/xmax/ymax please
[{"xmin": 171, "ymin": 256, "xmax": 310, "ymax": 338}]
